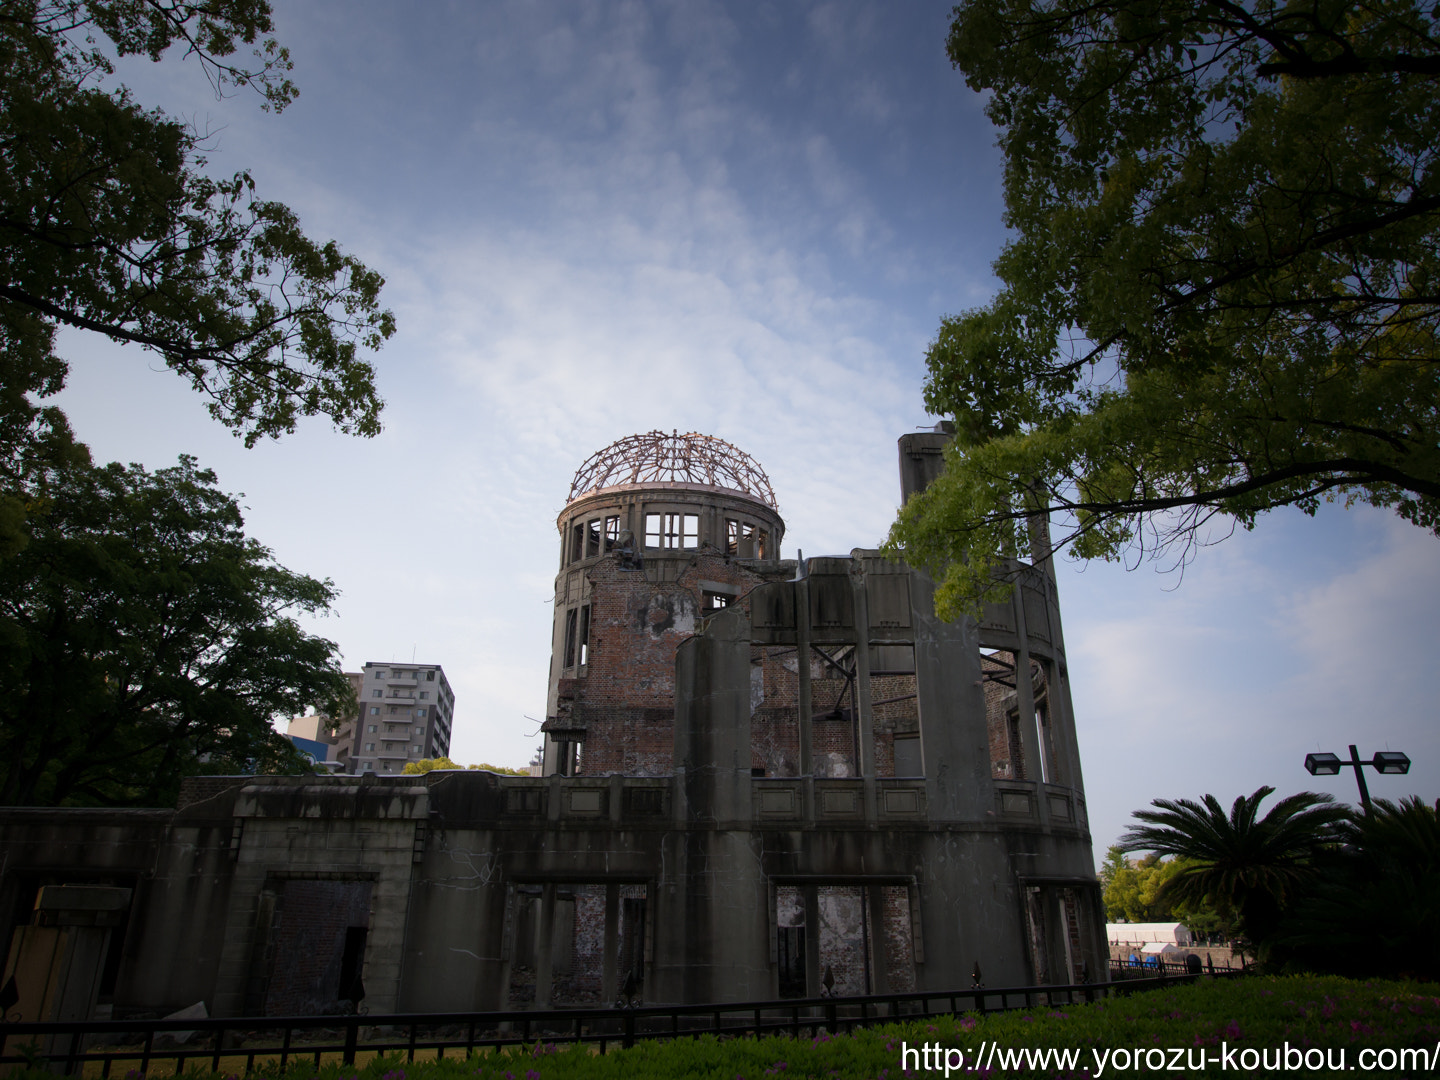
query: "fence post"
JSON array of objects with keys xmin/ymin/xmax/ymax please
[
  {"xmin": 623, "ymin": 1009, "xmax": 635, "ymax": 1050},
  {"xmin": 344, "ymin": 1018, "xmax": 359, "ymax": 1066}
]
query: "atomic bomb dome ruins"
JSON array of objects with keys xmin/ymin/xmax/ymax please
[{"xmin": 0, "ymin": 429, "xmax": 1102, "ymax": 1020}]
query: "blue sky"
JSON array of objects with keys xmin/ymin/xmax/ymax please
[{"xmin": 51, "ymin": 0, "xmax": 1437, "ymax": 858}]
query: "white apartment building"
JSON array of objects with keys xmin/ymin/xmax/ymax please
[{"xmin": 344, "ymin": 662, "xmax": 454, "ymax": 774}]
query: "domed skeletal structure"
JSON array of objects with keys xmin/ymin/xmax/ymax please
[{"xmin": 567, "ymin": 430, "xmax": 778, "ymax": 510}]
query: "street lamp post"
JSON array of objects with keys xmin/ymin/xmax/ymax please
[{"xmin": 1303, "ymin": 744, "xmax": 1411, "ymax": 814}]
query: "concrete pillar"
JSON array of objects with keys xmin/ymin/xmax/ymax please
[
  {"xmin": 534, "ymin": 883, "xmax": 557, "ymax": 1008},
  {"xmin": 673, "ymin": 606, "xmax": 752, "ymax": 824},
  {"xmin": 865, "ymin": 884, "xmax": 888, "ymax": 994},
  {"xmin": 1010, "ymin": 586, "xmax": 1048, "ymax": 824},
  {"xmin": 1047, "ymin": 657, "xmax": 1087, "ymax": 798},
  {"xmin": 602, "ymin": 882, "xmax": 620, "ymax": 1004},
  {"xmin": 796, "ymin": 576, "xmax": 814, "ymax": 781},
  {"xmin": 910, "ymin": 571, "xmax": 992, "ymax": 822},
  {"xmin": 851, "ymin": 569, "xmax": 877, "ymax": 822}
]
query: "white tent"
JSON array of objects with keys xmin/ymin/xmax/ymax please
[{"xmin": 1106, "ymin": 921, "xmax": 1195, "ymax": 947}]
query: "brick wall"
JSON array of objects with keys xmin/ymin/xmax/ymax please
[
  {"xmin": 881, "ymin": 885, "xmax": 916, "ymax": 993},
  {"xmin": 570, "ymin": 549, "xmax": 771, "ymax": 775},
  {"xmin": 261, "ymin": 879, "xmax": 371, "ymax": 1016}
]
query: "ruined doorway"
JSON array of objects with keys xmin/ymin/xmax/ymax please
[
  {"xmin": 816, "ymin": 885, "xmax": 869, "ymax": 996},
  {"xmin": 507, "ymin": 882, "xmax": 648, "ymax": 1008},
  {"xmin": 775, "ymin": 885, "xmax": 807, "ymax": 997},
  {"xmin": 777, "ymin": 926, "xmax": 806, "ymax": 998},
  {"xmin": 774, "ymin": 883, "xmax": 916, "ymax": 998},
  {"xmin": 617, "ymin": 890, "xmax": 646, "ymax": 1002},
  {"xmin": 255, "ymin": 878, "xmax": 372, "ymax": 1016}
]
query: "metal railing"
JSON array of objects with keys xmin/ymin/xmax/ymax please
[
  {"xmin": 1108, "ymin": 954, "xmax": 1240, "ymax": 979},
  {"xmin": 0, "ymin": 971, "xmax": 1241, "ymax": 1077}
]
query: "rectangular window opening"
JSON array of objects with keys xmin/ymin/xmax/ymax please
[
  {"xmin": 578, "ymin": 604, "xmax": 591, "ymax": 666},
  {"xmin": 586, "ymin": 519, "xmax": 601, "ymax": 558},
  {"xmin": 570, "ymin": 522, "xmax": 583, "ymax": 564},
  {"xmin": 725, "ymin": 519, "xmax": 739, "ymax": 555},
  {"xmin": 604, "ymin": 515, "xmax": 620, "ymax": 551},
  {"xmin": 644, "ymin": 513, "xmax": 662, "ymax": 548},
  {"xmin": 563, "ymin": 608, "xmax": 579, "ymax": 668}
]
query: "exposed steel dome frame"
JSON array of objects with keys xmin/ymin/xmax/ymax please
[{"xmin": 567, "ymin": 430, "xmax": 778, "ymax": 510}]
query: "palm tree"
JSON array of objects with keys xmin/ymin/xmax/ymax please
[
  {"xmin": 1277, "ymin": 797, "xmax": 1440, "ymax": 978},
  {"xmin": 1118, "ymin": 786, "xmax": 1347, "ymax": 951}
]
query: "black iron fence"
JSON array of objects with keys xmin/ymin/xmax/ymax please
[
  {"xmin": 0, "ymin": 971, "xmax": 1242, "ymax": 1077},
  {"xmin": 1108, "ymin": 954, "xmax": 1240, "ymax": 979}
]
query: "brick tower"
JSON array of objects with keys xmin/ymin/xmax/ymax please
[{"xmin": 542, "ymin": 430, "xmax": 786, "ymax": 776}]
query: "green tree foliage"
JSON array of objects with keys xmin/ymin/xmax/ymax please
[
  {"xmin": 889, "ymin": 0, "xmax": 1440, "ymax": 617},
  {"xmin": 0, "ymin": 456, "xmax": 353, "ymax": 806},
  {"xmin": 0, "ymin": 0, "xmax": 394, "ymax": 544},
  {"xmin": 1277, "ymin": 797, "xmax": 1440, "ymax": 978},
  {"xmin": 1100, "ymin": 845, "xmax": 1228, "ymax": 934},
  {"xmin": 1119, "ymin": 786, "xmax": 1346, "ymax": 950},
  {"xmin": 402, "ymin": 757, "xmax": 530, "ymax": 776}
]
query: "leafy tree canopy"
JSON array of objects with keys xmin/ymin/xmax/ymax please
[
  {"xmin": 1100, "ymin": 845, "xmax": 1227, "ymax": 935},
  {"xmin": 0, "ymin": 0, "xmax": 394, "ymax": 529},
  {"xmin": 0, "ymin": 455, "xmax": 353, "ymax": 806},
  {"xmin": 1119, "ymin": 786, "xmax": 1347, "ymax": 948},
  {"xmin": 402, "ymin": 757, "xmax": 530, "ymax": 776},
  {"xmin": 1276, "ymin": 796, "xmax": 1440, "ymax": 978},
  {"xmin": 889, "ymin": 0, "xmax": 1440, "ymax": 617}
]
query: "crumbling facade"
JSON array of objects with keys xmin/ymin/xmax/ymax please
[{"xmin": 0, "ymin": 430, "xmax": 1102, "ymax": 1025}]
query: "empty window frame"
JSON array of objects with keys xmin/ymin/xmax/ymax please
[
  {"xmin": 644, "ymin": 512, "xmax": 699, "ymax": 549},
  {"xmin": 578, "ymin": 604, "xmax": 591, "ymax": 666},
  {"xmin": 570, "ymin": 521, "xmax": 584, "ymax": 564},
  {"xmin": 703, "ymin": 591, "xmax": 731, "ymax": 610},
  {"xmin": 737, "ymin": 522, "xmax": 768, "ymax": 558},
  {"xmin": 586, "ymin": 518, "xmax": 602, "ymax": 558},
  {"xmin": 725, "ymin": 519, "xmax": 739, "ymax": 555},
  {"xmin": 604, "ymin": 515, "xmax": 620, "ymax": 550},
  {"xmin": 564, "ymin": 607, "xmax": 579, "ymax": 668}
]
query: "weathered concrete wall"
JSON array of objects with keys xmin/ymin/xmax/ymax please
[{"xmin": 0, "ymin": 432, "xmax": 1101, "ymax": 1019}]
